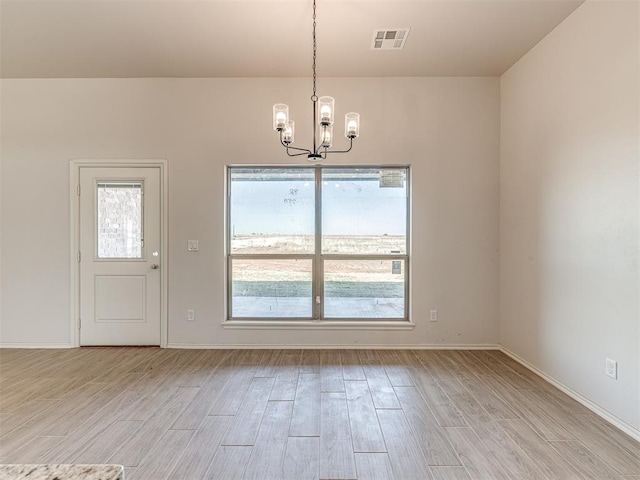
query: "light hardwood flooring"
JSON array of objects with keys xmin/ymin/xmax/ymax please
[{"xmin": 1, "ymin": 348, "xmax": 639, "ymax": 479}]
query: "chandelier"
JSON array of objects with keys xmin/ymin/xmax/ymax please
[{"xmin": 272, "ymin": 0, "xmax": 360, "ymax": 161}]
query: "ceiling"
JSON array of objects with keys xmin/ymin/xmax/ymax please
[{"xmin": 0, "ymin": 0, "xmax": 585, "ymax": 79}]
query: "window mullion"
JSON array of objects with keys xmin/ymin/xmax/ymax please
[{"xmin": 314, "ymin": 165, "xmax": 323, "ymax": 319}]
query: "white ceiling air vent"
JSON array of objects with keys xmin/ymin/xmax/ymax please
[{"xmin": 371, "ymin": 28, "xmax": 410, "ymax": 50}]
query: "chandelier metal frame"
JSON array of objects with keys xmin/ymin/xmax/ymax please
[{"xmin": 273, "ymin": 0, "xmax": 360, "ymax": 161}]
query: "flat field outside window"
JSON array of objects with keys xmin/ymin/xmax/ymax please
[
  {"xmin": 229, "ymin": 168, "xmax": 315, "ymax": 254},
  {"xmin": 322, "ymin": 168, "xmax": 407, "ymax": 255},
  {"xmin": 324, "ymin": 259, "xmax": 405, "ymax": 319},
  {"xmin": 230, "ymin": 258, "xmax": 313, "ymax": 318}
]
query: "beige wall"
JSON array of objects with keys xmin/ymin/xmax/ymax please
[
  {"xmin": 500, "ymin": 0, "xmax": 639, "ymax": 432},
  {"xmin": 0, "ymin": 77, "xmax": 500, "ymax": 347}
]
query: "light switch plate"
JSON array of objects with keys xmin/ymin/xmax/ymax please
[{"xmin": 187, "ymin": 240, "xmax": 199, "ymax": 252}]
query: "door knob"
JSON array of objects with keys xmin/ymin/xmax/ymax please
[{"xmin": 150, "ymin": 264, "xmax": 159, "ymax": 269}]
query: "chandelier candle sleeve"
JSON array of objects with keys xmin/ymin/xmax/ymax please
[
  {"xmin": 318, "ymin": 97, "xmax": 335, "ymax": 125},
  {"xmin": 345, "ymin": 112, "xmax": 360, "ymax": 138},
  {"xmin": 283, "ymin": 121, "xmax": 295, "ymax": 144},
  {"xmin": 273, "ymin": 104, "xmax": 289, "ymax": 131},
  {"xmin": 321, "ymin": 125, "xmax": 333, "ymax": 147}
]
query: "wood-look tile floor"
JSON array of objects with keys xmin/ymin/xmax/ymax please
[{"xmin": 1, "ymin": 348, "xmax": 639, "ymax": 479}]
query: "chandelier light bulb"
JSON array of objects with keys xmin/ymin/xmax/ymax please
[{"xmin": 320, "ymin": 106, "xmax": 331, "ymax": 123}]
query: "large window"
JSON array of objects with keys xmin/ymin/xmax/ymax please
[{"xmin": 227, "ymin": 166, "xmax": 409, "ymax": 321}]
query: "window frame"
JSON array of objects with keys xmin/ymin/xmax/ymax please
[{"xmin": 225, "ymin": 165, "xmax": 411, "ymax": 324}]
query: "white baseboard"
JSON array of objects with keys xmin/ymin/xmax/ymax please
[
  {"xmin": 0, "ymin": 343, "xmax": 73, "ymax": 349},
  {"xmin": 0, "ymin": 342, "xmax": 501, "ymax": 350},
  {"xmin": 499, "ymin": 346, "xmax": 640, "ymax": 442},
  {"xmin": 166, "ymin": 343, "xmax": 501, "ymax": 350}
]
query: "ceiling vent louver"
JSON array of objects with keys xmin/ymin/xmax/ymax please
[{"xmin": 371, "ymin": 28, "xmax": 410, "ymax": 50}]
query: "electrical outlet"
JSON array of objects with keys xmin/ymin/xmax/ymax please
[
  {"xmin": 429, "ymin": 309, "xmax": 438, "ymax": 322},
  {"xmin": 605, "ymin": 358, "xmax": 617, "ymax": 379},
  {"xmin": 187, "ymin": 309, "xmax": 195, "ymax": 322}
]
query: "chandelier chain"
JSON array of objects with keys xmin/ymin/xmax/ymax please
[{"xmin": 311, "ymin": 0, "xmax": 317, "ymax": 102}]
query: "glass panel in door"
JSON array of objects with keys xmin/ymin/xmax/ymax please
[{"xmin": 97, "ymin": 182, "xmax": 143, "ymax": 258}]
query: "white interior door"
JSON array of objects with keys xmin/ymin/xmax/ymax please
[{"xmin": 79, "ymin": 166, "xmax": 161, "ymax": 345}]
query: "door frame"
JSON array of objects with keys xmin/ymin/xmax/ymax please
[{"xmin": 70, "ymin": 159, "xmax": 168, "ymax": 348}]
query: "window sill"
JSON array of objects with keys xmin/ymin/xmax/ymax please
[{"xmin": 222, "ymin": 320, "xmax": 415, "ymax": 330}]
